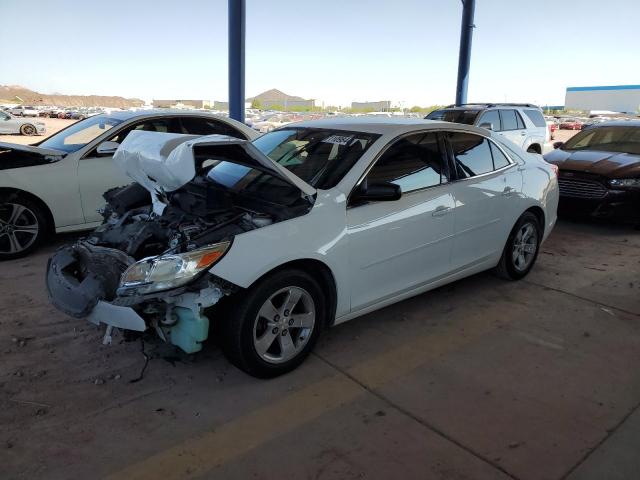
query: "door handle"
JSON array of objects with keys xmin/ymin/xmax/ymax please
[
  {"xmin": 432, "ymin": 206, "xmax": 451, "ymax": 217},
  {"xmin": 502, "ymin": 187, "xmax": 515, "ymax": 196},
  {"xmin": 520, "ymin": 132, "xmax": 526, "ymax": 136}
]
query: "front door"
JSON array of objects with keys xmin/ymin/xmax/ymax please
[{"xmin": 346, "ymin": 132, "xmax": 455, "ymax": 311}]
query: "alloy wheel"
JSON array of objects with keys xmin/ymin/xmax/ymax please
[
  {"xmin": 511, "ymin": 222, "xmax": 538, "ymax": 272},
  {"xmin": 253, "ymin": 286, "xmax": 316, "ymax": 364},
  {"xmin": 0, "ymin": 203, "xmax": 39, "ymax": 255}
]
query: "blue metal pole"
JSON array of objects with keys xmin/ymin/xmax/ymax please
[
  {"xmin": 455, "ymin": 0, "xmax": 476, "ymax": 105},
  {"xmin": 228, "ymin": 0, "xmax": 245, "ymax": 123}
]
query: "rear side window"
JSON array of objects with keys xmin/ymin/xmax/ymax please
[
  {"xmin": 180, "ymin": 117, "xmax": 246, "ymax": 139},
  {"xmin": 500, "ymin": 110, "xmax": 519, "ymax": 131},
  {"xmin": 426, "ymin": 109, "xmax": 479, "ymax": 125},
  {"xmin": 448, "ymin": 132, "xmax": 493, "ymax": 178},
  {"xmin": 489, "ymin": 142, "xmax": 511, "ymax": 169},
  {"xmin": 515, "ymin": 111, "xmax": 526, "ymax": 129},
  {"xmin": 523, "ymin": 109, "xmax": 546, "ymax": 128}
]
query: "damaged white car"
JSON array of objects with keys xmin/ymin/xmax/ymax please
[{"xmin": 46, "ymin": 118, "xmax": 559, "ymax": 377}]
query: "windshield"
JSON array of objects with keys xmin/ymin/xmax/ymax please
[
  {"xmin": 562, "ymin": 126, "xmax": 640, "ymax": 155},
  {"xmin": 426, "ymin": 109, "xmax": 480, "ymax": 125},
  {"xmin": 39, "ymin": 115, "xmax": 122, "ymax": 153},
  {"xmin": 251, "ymin": 128, "xmax": 380, "ymax": 189}
]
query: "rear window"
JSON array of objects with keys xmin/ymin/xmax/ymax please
[
  {"xmin": 426, "ymin": 109, "xmax": 480, "ymax": 125},
  {"xmin": 523, "ymin": 109, "xmax": 546, "ymax": 128}
]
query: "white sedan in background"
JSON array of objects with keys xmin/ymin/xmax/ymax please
[
  {"xmin": 46, "ymin": 118, "xmax": 559, "ymax": 378},
  {"xmin": 0, "ymin": 110, "xmax": 257, "ymax": 259}
]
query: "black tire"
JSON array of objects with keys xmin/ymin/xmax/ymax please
[
  {"xmin": 20, "ymin": 124, "xmax": 37, "ymax": 136},
  {"xmin": 219, "ymin": 268, "xmax": 327, "ymax": 378},
  {"xmin": 494, "ymin": 212, "xmax": 541, "ymax": 280},
  {"xmin": 0, "ymin": 194, "xmax": 49, "ymax": 260}
]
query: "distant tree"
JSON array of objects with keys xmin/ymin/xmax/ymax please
[
  {"xmin": 268, "ymin": 103, "xmax": 285, "ymax": 111},
  {"xmin": 251, "ymin": 99, "xmax": 262, "ymax": 109}
]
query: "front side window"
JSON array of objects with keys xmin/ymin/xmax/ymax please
[
  {"xmin": 364, "ymin": 132, "xmax": 447, "ymax": 192},
  {"xmin": 39, "ymin": 115, "xmax": 123, "ymax": 153},
  {"xmin": 478, "ymin": 110, "xmax": 501, "ymax": 131},
  {"xmin": 448, "ymin": 132, "xmax": 494, "ymax": 178},
  {"xmin": 252, "ymin": 128, "xmax": 380, "ymax": 189}
]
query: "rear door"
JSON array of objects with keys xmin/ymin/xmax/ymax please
[
  {"xmin": 346, "ymin": 131, "xmax": 455, "ymax": 311},
  {"xmin": 0, "ymin": 112, "xmax": 13, "ymax": 133},
  {"xmin": 498, "ymin": 109, "xmax": 527, "ymax": 148},
  {"xmin": 445, "ymin": 131, "xmax": 522, "ymax": 270},
  {"xmin": 77, "ymin": 117, "xmax": 182, "ymax": 223}
]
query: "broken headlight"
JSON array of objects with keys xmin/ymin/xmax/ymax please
[{"xmin": 119, "ymin": 241, "xmax": 230, "ymax": 295}]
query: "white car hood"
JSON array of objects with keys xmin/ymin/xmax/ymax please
[{"xmin": 113, "ymin": 131, "xmax": 316, "ymax": 200}]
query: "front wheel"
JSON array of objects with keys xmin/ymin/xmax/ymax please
[
  {"xmin": 220, "ymin": 268, "xmax": 326, "ymax": 378},
  {"xmin": 0, "ymin": 196, "xmax": 48, "ymax": 260},
  {"xmin": 495, "ymin": 212, "xmax": 541, "ymax": 280}
]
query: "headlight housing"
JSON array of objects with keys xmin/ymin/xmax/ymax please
[
  {"xmin": 119, "ymin": 241, "xmax": 230, "ymax": 295},
  {"xmin": 609, "ymin": 178, "xmax": 640, "ymax": 189}
]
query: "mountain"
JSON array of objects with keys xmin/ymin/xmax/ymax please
[
  {"xmin": 0, "ymin": 85, "xmax": 144, "ymax": 108},
  {"xmin": 247, "ymin": 88, "xmax": 307, "ymax": 103}
]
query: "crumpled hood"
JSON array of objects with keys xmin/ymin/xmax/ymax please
[
  {"xmin": 544, "ymin": 148, "xmax": 640, "ymax": 178},
  {"xmin": 113, "ymin": 130, "xmax": 316, "ymax": 198},
  {"xmin": 0, "ymin": 142, "xmax": 65, "ymax": 170}
]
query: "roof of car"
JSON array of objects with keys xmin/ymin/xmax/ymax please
[
  {"xmin": 586, "ymin": 119, "xmax": 640, "ymax": 128},
  {"xmin": 106, "ymin": 109, "xmax": 230, "ymax": 121},
  {"xmin": 288, "ymin": 117, "xmax": 488, "ymax": 135}
]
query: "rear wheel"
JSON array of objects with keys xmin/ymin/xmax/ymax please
[
  {"xmin": 20, "ymin": 124, "xmax": 36, "ymax": 136},
  {"xmin": 495, "ymin": 212, "xmax": 541, "ymax": 280},
  {"xmin": 0, "ymin": 196, "xmax": 48, "ymax": 260},
  {"xmin": 220, "ymin": 268, "xmax": 326, "ymax": 378}
]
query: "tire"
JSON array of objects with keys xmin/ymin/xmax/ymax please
[
  {"xmin": 494, "ymin": 212, "xmax": 541, "ymax": 280},
  {"xmin": 20, "ymin": 124, "xmax": 37, "ymax": 136},
  {"xmin": 0, "ymin": 194, "xmax": 49, "ymax": 260},
  {"xmin": 219, "ymin": 268, "xmax": 327, "ymax": 378}
]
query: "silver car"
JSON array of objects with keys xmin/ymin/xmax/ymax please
[{"xmin": 0, "ymin": 110, "xmax": 46, "ymax": 136}]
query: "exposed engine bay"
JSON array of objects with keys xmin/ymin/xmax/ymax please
[{"xmin": 46, "ymin": 132, "xmax": 315, "ymax": 353}]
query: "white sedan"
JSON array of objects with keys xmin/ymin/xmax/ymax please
[
  {"xmin": 46, "ymin": 118, "xmax": 559, "ymax": 378},
  {"xmin": 0, "ymin": 110, "xmax": 257, "ymax": 259}
]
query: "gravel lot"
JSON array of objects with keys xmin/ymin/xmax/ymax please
[{"xmin": 1, "ymin": 218, "xmax": 639, "ymax": 480}]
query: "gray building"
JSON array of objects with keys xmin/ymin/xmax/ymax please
[
  {"xmin": 351, "ymin": 100, "xmax": 391, "ymax": 112},
  {"xmin": 565, "ymin": 85, "xmax": 640, "ymax": 113}
]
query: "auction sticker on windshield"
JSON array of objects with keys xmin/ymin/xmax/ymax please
[{"xmin": 323, "ymin": 134, "xmax": 354, "ymax": 145}]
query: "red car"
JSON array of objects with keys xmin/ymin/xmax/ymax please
[
  {"xmin": 548, "ymin": 122, "xmax": 558, "ymax": 139},
  {"xmin": 560, "ymin": 119, "xmax": 583, "ymax": 130}
]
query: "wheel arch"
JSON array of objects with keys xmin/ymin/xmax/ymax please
[
  {"xmin": 248, "ymin": 258, "xmax": 338, "ymax": 327},
  {"xmin": 524, "ymin": 205, "xmax": 545, "ymax": 234},
  {"xmin": 0, "ymin": 187, "xmax": 56, "ymax": 234}
]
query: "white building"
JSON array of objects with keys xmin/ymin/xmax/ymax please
[{"xmin": 565, "ymin": 85, "xmax": 640, "ymax": 114}]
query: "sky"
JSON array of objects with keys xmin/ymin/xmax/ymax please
[{"xmin": 1, "ymin": 0, "xmax": 639, "ymax": 107}]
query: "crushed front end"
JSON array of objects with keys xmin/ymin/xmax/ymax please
[{"xmin": 46, "ymin": 131, "xmax": 315, "ymax": 354}]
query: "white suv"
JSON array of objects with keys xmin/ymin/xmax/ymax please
[{"xmin": 426, "ymin": 103, "xmax": 548, "ymax": 154}]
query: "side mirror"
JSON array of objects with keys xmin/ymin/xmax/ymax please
[
  {"xmin": 553, "ymin": 141, "xmax": 564, "ymax": 150},
  {"xmin": 479, "ymin": 122, "xmax": 494, "ymax": 131},
  {"xmin": 352, "ymin": 180, "xmax": 402, "ymax": 204},
  {"xmin": 96, "ymin": 140, "xmax": 120, "ymax": 156}
]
